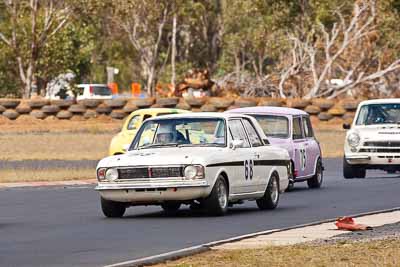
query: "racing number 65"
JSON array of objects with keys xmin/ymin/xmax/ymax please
[{"xmin": 244, "ymin": 160, "xmax": 254, "ymax": 180}]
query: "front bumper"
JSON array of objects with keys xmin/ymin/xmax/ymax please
[
  {"xmin": 96, "ymin": 180, "xmax": 210, "ymax": 203},
  {"xmin": 345, "ymin": 153, "xmax": 400, "ymax": 166}
]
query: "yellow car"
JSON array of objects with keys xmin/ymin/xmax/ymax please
[{"xmin": 109, "ymin": 108, "xmax": 190, "ymax": 155}]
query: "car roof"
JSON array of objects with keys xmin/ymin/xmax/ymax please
[
  {"xmin": 132, "ymin": 108, "xmax": 190, "ymax": 114},
  {"xmin": 358, "ymin": 98, "xmax": 400, "ymax": 105},
  {"xmin": 145, "ymin": 112, "xmax": 253, "ymax": 121},
  {"xmin": 227, "ymin": 106, "xmax": 308, "ymax": 116},
  {"xmin": 77, "ymin": 84, "xmax": 109, "ymax": 87}
]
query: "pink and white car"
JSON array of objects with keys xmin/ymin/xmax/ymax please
[{"xmin": 228, "ymin": 107, "xmax": 323, "ymax": 190}]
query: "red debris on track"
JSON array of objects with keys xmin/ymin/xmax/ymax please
[{"xmin": 335, "ymin": 217, "xmax": 373, "ymax": 231}]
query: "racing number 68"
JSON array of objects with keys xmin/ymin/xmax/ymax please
[{"xmin": 244, "ymin": 160, "xmax": 254, "ymax": 180}]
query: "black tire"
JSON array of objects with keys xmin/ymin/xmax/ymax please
[
  {"xmin": 204, "ymin": 176, "xmax": 229, "ymax": 216},
  {"xmin": 343, "ymin": 157, "xmax": 366, "ymax": 179},
  {"xmin": 285, "ymin": 161, "xmax": 295, "ymax": 192},
  {"xmin": 307, "ymin": 159, "xmax": 323, "ymax": 189},
  {"xmin": 257, "ymin": 173, "xmax": 280, "ymax": 210},
  {"xmin": 161, "ymin": 202, "xmax": 181, "ymax": 215},
  {"xmin": 101, "ymin": 197, "xmax": 126, "ymax": 218},
  {"xmin": 285, "ymin": 181, "xmax": 294, "ymax": 192}
]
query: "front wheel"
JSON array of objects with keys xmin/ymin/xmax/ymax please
[
  {"xmin": 161, "ymin": 202, "xmax": 181, "ymax": 215},
  {"xmin": 101, "ymin": 197, "xmax": 126, "ymax": 218},
  {"xmin": 204, "ymin": 176, "xmax": 229, "ymax": 216},
  {"xmin": 307, "ymin": 159, "xmax": 323, "ymax": 189},
  {"xmin": 343, "ymin": 157, "xmax": 366, "ymax": 179},
  {"xmin": 257, "ymin": 173, "xmax": 280, "ymax": 210}
]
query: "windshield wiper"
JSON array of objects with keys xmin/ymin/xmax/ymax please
[
  {"xmin": 178, "ymin": 143, "xmax": 224, "ymax": 147},
  {"xmin": 138, "ymin": 143, "xmax": 179, "ymax": 150}
]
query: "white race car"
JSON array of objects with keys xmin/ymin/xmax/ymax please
[
  {"xmin": 95, "ymin": 113, "xmax": 291, "ymax": 217},
  {"xmin": 343, "ymin": 98, "xmax": 400, "ymax": 178}
]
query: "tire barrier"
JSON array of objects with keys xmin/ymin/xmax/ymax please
[
  {"xmin": 0, "ymin": 99, "xmax": 20, "ymax": 109},
  {"xmin": 2, "ymin": 109, "xmax": 19, "ymax": 120},
  {"xmin": 96, "ymin": 103, "xmax": 112, "ymax": 114},
  {"xmin": 184, "ymin": 97, "xmax": 206, "ymax": 107},
  {"xmin": 51, "ymin": 99, "xmax": 75, "ymax": 109},
  {"xmin": 27, "ymin": 99, "xmax": 49, "ymax": 109},
  {"xmin": 104, "ymin": 99, "xmax": 127, "ymax": 109},
  {"xmin": 78, "ymin": 99, "xmax": 101, "ymax": 108},
  {"xmin": 208, "ymin": 97, "xmax": 234, "ymax": 109},
  {"xmin": 156, "ymin": 97, "xmax": 179, "ymax": 107},
  {"xmin": 15, "ymin": 104, "xmax": 32, "ymax": 114},
  {"xmin": 234, "ymin": 98, "xmax": 258, "ymax": 108},
  {"xmin": 30, "ymin": 110, "xmax": 47, "ymax": 120},
  {"xmin": 42, "ymin": 105, "xmax": 61, "ymax": 115},
  {"xmin": 68, "ymin": 104, "xmax": 86, "ymax": 114},
  {"xmin": 129, "ymin": 98, "xmax": 154, "ymax": 108},
  {"xmin": 0, "ymin": 97, "xmax": 365, "ymax": 123}
]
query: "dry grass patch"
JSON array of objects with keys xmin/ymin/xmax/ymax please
[
  {"xmin": 155, "ymin": 239, "xmax": 400, "ymax": 267},
  {"xmin": 315, "ymin": 129, "xmax": 345, "ymax": 158},
  {"xmin": 0, "ymin": 168, "xmax": 95, "ymax": 183},
  {"xmin": 0, "ymin": 133, "xmax": 114, "ymax": 160}
]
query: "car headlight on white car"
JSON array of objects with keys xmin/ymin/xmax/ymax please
[
  {"xmin": 347, "ymin": 132, "xmax": 361, "ymax": 147},
  {"xmin": 105, "ymin": 168, "xmax": 119, "ymax": 181},
  {"xmin": 184, "ymin": 165, "xmax": 205, "ymax": 180}
]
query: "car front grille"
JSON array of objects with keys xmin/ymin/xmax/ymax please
[
  {"xmin": 359, "ymin": 148, "xmax": 400, "ymax": 153},
  {"xmin": 363, "ymin": 141, "xmax": 400, "ymax": 147},
  {"xmin": 118, "ymin": 167, "xmax": 183, "ymax": 180}
]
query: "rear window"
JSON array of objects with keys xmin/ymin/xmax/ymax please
[
  {"xmin": 249, "ymin": 114, "xmax": 289, "ymax": 138},
  {"xmin": 92, "ymin": 86, "xmax": 112, "ymax": 96}
]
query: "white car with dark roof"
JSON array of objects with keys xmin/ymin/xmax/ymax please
[
  {"xmin": 95, "ymin": 113, "xmax": 290, "ymax": 217},
  {"xmin": 343, "ymin": 98, "xmax": 400, "ymax": 178}
]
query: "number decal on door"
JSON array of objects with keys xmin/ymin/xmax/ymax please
[
  {"xmin": 244, "ymin": 160, "xmax": 254, "ymax": 180},
  {"xmin": 299, "ymin": 148, "xmax": 306, "ymax": 171}
]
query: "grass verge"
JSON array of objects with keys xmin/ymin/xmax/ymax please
[
  {"xmin": 0, "ymin": 133, "xmax": 114, "ymax": 161},
  {"xmin": 0, "ymin": 130, "xmax": 344, "ymax": 161},
  {"xmin": 154, "ymin": 239, "xmax": 400, "ymax": 267},
  {"xmin": 0, "ymin": 168, "xmax": 95, "ymax": 183}
]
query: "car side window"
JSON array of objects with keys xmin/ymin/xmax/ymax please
[
  {"xmin": 292, "ymin": 117, "xmax": 304, "ymax": 139},
  {"xmin": 229, "ymin": 119, "xmax": 250, "ymax": 148},
  {"xmin": 303, "ymin": 116, "xmax": 314, "ymax": 138},
  {"xmin": 242, "ymin": 119, "xmax": 263, "ymax": 147},
  {"xmin": 127, "ymin": 115, "xmax": 141, "ymax": 130}
]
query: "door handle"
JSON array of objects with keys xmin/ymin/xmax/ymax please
[{"xmin": 254, "ymin": 153, "xmax": 260, "ymax": 159}]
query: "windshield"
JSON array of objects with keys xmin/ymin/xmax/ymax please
[
  {"xmin": 356, "ymin": 104, "xmax": 400, "ymax": 125},
  {"xmin": 249, "ymin": 114, "xmax": 289, "ymax": 138},
  {"xmin": 131, "ymin": 118, "xmax": 226, "ymax": 150},
  {"xmin": 92, "ymin": 86, "xmax": 112, "ymax": 96}
]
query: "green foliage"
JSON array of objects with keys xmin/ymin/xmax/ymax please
[{"xmin": 0, "ymin": 0, "xmax": 399, "ymax": 97}]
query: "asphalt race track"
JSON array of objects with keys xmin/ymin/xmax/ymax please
[{"xmin": 1, "ymin": 158, "xmax": 400, "ymax": 267}]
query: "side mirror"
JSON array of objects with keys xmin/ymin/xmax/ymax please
[
  {"xmin": 122, "ymin": 144, "xmax": 130, "ymax": 152},
  {"xmin": 230, "ymin": 139, "xmax": 244, "ymax": 150},
  {"xmin": 343, "ymin": 123, "xmax": 351, "ymax": 130},
  {"xmin": 263, "ymin": 138, "xmax": 270, "ymax": 145}
]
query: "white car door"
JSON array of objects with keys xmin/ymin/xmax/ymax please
[
  {"xmin": 228, "ymin": 119, "xmax": 255, "ymax": 194},
  {"xmin": 241, "ymin": 118, "xmax": 270, "ymax": 192}
]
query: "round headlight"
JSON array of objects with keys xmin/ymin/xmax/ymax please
[
  {"xmin": 347, "ymin": 132, "xmax": 360, "ymax": 147},
  {"xmin": 105, "ymin": 168, "xmax": 119, "ymax": 181},
  {"xmin": 184, "ymin": 165, "xmax": 198, "ymax": 180}
]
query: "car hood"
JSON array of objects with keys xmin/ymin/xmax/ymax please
[
  {"xmin": 97, "ymin": 146, "xmax": 225, "ymax": 168},
  {"xmin": 354, "ymin": 125, "xmax": 400, "ymax": 140}
]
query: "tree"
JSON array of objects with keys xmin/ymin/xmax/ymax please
[{"xmin": 0, "ymin": 0, "xmax": 72, "ymax": 98}]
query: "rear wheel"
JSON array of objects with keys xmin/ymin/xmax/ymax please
[
  {"xmin": 307, "ymin": 159, "xmax": 323, "ymax": 188},
  {"xmin": 101, "ymin": 197, "xmax": 126, "ymax": 218},
  {"xmin": 161, "ymin": 202, "xmax": 181, "ymax": 215},
  {"xmin": 343, "ymin": 157, "xmax": 366, "ymax": 179},
  {"xmin": 204, "ymin": 176, "xmax": 229, "ymax": 216},
  {"xmin": 257, "ymin": 173, "xmax": 280, "ymax": 210}
]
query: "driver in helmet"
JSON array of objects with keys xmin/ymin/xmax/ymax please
[
  {"xmin": 156, "ymin": 123, "xmax": 188, "ymax": 144},
  {"xmin": 156, "ymin": 123, "xmax": 175, "ymax": 144}
]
